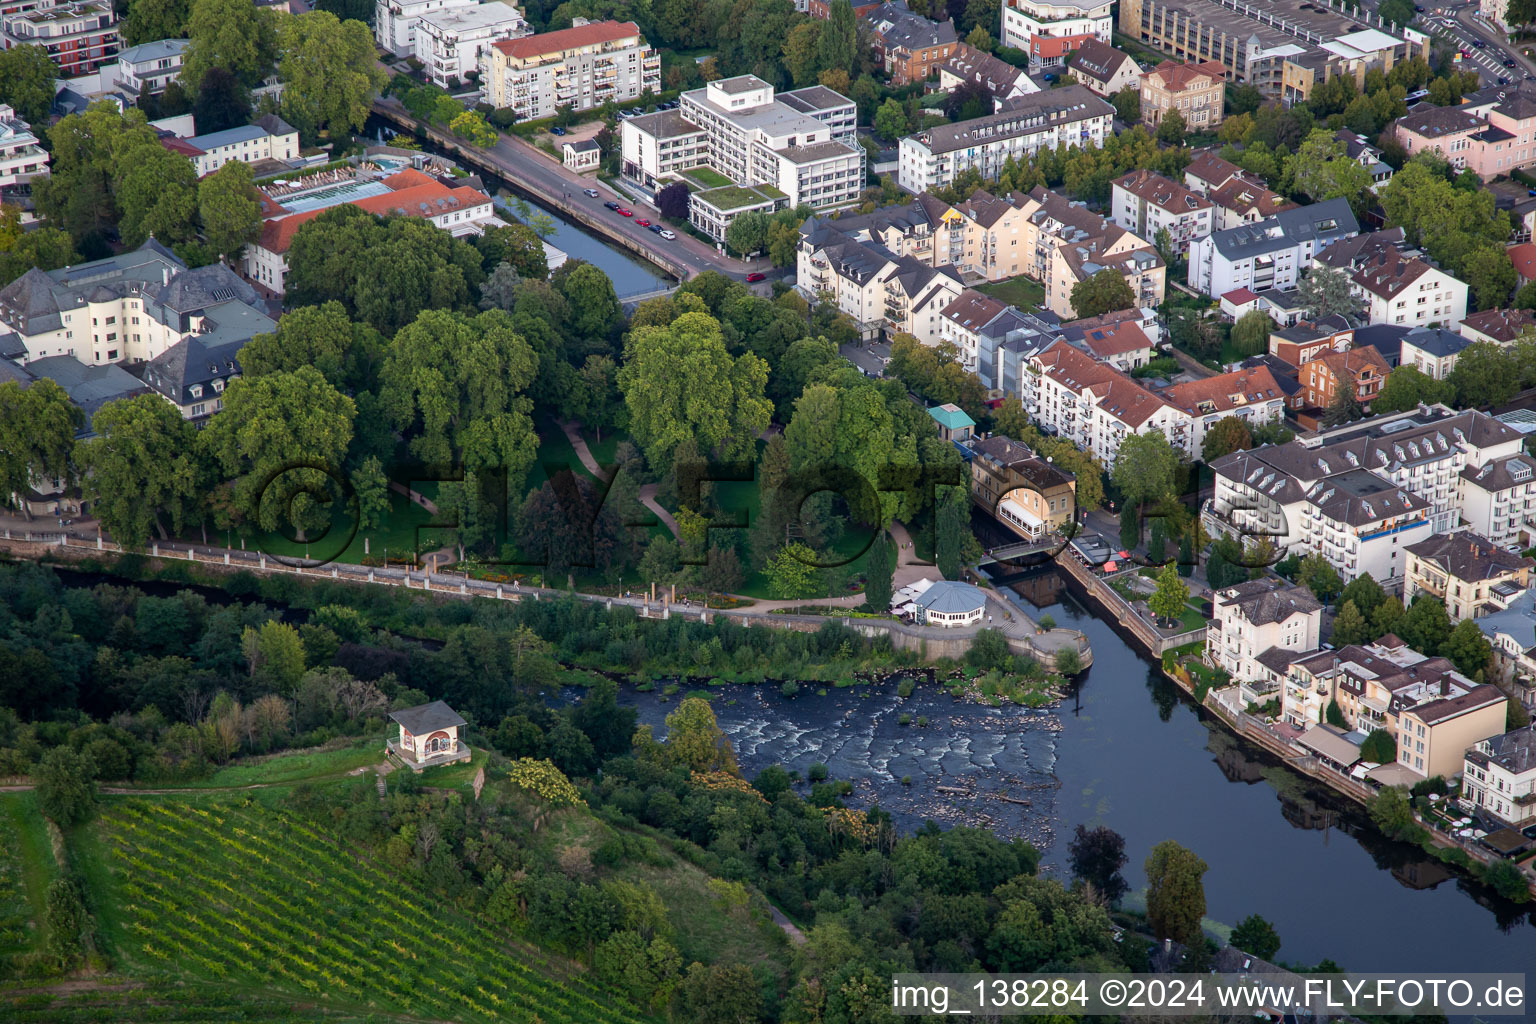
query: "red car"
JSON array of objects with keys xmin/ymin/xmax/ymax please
[
  {"xmin": 617, "ymin": 207, "xmax": 634, "ymax": 217},
  {"xmin": 746, "ymin": 272, "xmax": 766, "ymax": 282},
  {"xmin": 636, "ymin": 218, "xmax": 652, "ymax": 227}
]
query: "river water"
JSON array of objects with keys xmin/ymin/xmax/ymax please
[{"xmin": 612, "ymin": 568, "xmax": 1536, "ymax": 975}]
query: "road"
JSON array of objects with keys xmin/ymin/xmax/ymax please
[
  {"xmin": 1418, "ymin": 3, "xmax": 1535, "ymax": 83},
  {"xmin": 373, "ymin": 97, "xmax": 766, "ymax": 283}
]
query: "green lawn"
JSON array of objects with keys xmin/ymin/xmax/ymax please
[
  {"xmin": 684, "ymin": 166, "xmax": 732, "ymax": 188},
  {"xmin": 977, "ymin": 276, "xmax": 1046, "ymax": 313},
  {"xmin": 233, "ymin": 486, "xmax": 441, "ymax": 566},
  {"xmin": 192, "ymin": 738, "xmax": 383, "ymax": 789},
  {"xmin": 0, "ymin": 791, "xmax": 57, "ymax": 962}
]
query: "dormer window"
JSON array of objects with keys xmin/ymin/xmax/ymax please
[{"xmin": 190, "ymin": 385, "xmax": 203, "ymax": 399}]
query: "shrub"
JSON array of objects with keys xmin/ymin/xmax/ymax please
[{"xmin": 808, "ymin": 762, "xmax": 829, "ymax": 782}]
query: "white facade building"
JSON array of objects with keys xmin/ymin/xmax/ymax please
[
  {"xmin": 1000, "ymin": 0, "xmax": 1113, "ymax": 68},
  {"xmin": 415, "ymin": 1, "xmax": 528, "ymax": 89},
  {"xmin": 1210, "ymin": 579, "xmax": 1323, "ymax": 685},
  {"xmin": 479, "ymin": 19, "xmax": 659, "ymax": 121},
  {"xmin": 168, "ymin": 115, "xmax": 300, "ymax": 177},
  {"xmin": 0, "ymin": 104, "xmax": 49, "ymax": 195},
  {"xmin": 375, "ymin": 0, "xmax": 476, "ymax": 57},
  {"xmin": 1110, "ymin": 169, "xmax": 1214, "ymax": 257},
  {"xmin": 1464, "ymin": 727, "xmax": 1536, "ymax": 828},
  {"xmin": 1188, "ymin": 198, "xmax": 1359, "ymax": 297},
  {"xmin": 115, "ymin": 37, "xmax": 187, "ymax": 95}
]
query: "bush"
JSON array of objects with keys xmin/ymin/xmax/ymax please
[
  {"xmin": 897, "ymin": 677, "xmax": 915, "ymax": 698},
  {"xmin": 780, "ymin": 681, "xmax": 799, "ymax": 698},
  {"xmin": 1359, "ymin": 729, "xmax": 1396, "ymax": 764},
  {"xmin": 808, "ymin": 762, "xmax": 828, "ymax": 782}
]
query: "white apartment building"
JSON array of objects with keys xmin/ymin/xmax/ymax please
[
  {"xmin": 165, "ymin": 114, "xmax": 300, "ymax": 177},
  {"xmin": 0, "ymin": 239, "xmax": 272, "ymax": 367},
  {"xmin": 1398, "ymin": 328, "xmax": 1471, "ymax": 381},
  {"xmin": 936, "ymin": 289, "xmax": 1060, "ymax": 384},
  {"xmin": 1023, "ymin": 186, "xmax": 1166, "ymax": 317},
  {"xmin": 1464, "ymin": 726, "xmax": 1536, "ymax": 828},
  {"xmin": 115, "ymin": 37, "xmax": 187, "ymax": 95},
  {"xmin": 1030, "ymin": 341, "xmax": 1192, "ymax": 462},
  {"xmin": 796, "ymin": 218, "xmax": 964, "ymax": 342},
  {"xmin": 375, "ymin": 0, "xmax": 476, "ymax": 57},
  {"xmin": 623, "ymin": 77, "xmax": 862, "ymax": 211},
  {"xmin": 479, "ymin": 19, "xmax": 659, "ymax": 122},
  {"xmin": 1110, "ymin": 169, "xmax": 1214, "ymax": 258},
  {"xmin": 0, "ymin": 104, "xmax": 48, "ymax": 195},
  {"xmin": 897, "ymin": 85, "xmax": 1112, "ymax": 193},
  {"xmin": 415, "ymin": 1, "xmax": 528, "ymax": 90},
  {"xmin": 1189, "ymin": 198, "xmax": 1359, "ymax": 297},
  {"xmin": 1209, "ymin": 578, "xmax": 1323, "ymax": 685},
  {"xmin": 1160, "ymin": 365, "xmax": 1286, "ymax": 459},
  {"xmin": 1459, "ymin": 453, "xmax": 1536, "ymax": 550},
  {"xmin": 1314, "ymin": 229, "xmax": 1468, "ymax": 330},
  {"xmin": 1000, "ymin": 0, "xmax": 1113, "ymax": 68},
  {"xmin": 2, "ymin": 0, "xmax": 118, "ymax": 77}
]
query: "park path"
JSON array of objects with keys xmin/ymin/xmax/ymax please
[
  {"xmin": 562, "ymin": 419, "xmax": 681, "ymax": 540},
  {"xmin": 886, "ymin": 520, "xmax": 941, "ymax": 589}
]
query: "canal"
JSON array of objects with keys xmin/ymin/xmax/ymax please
[{"xmin": 614, "ymin": 567, "xmax": 1536, "ymax": 976}]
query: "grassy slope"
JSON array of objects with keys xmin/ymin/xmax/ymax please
[{"xmin": 0, "ymin": 792, "xmax": 58, "ymax": 959}]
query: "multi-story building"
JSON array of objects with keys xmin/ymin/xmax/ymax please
[
  {"xmin": 1160, "ymin": 364, "xmax": 1287, "ymax": 458},
  {"xmin": 1209, "ymin": 578, "xmax": 1323, "ymax": 685},
  {"xmin": 141, "ymin": 332, "xmax": 247, "ymax": 421},
  {"xmin": 1060, "ymin": 311, "xmax": 1155, "ymax": 372},
  {"xmin": 939, "ymin": 44, "xmax": 1038, "ymax": 104},
  {"xmin": 1119, "ymin": 0, "xmax": 1428, "ymax": 103},
  {"xmin": 163, "ymin": 114, "xmax": 301, "ymax": 177},
  {"xmin": 1110, "ymin": 169, "xmax": 1214, "ymax": 258},
  {"xmin": 1183, "ymin": 150, "xmax": 1298, "ymax": 229},
  {"xmin": 1268, "ymin": 317, "xmax": 1354, "ymax": 368},
  {"xmin": 1023, "ymin": 186, "xmax": 1165, "ymax": 317},
  {"xmin": 479, "ymin": 19, "xmax": 659, "ymax": 121},
  {"xmin": 1188, "ymin": 198, "xmax": 1358, "ymax": 297},
  {"xmin": 1458, "ymin": 452, "xmax": 1536, "ymax": 550},
  {"xmin": 1031, "ymin": 340, "xmax": 1192, "ymax": 462},
  {"xmin": 0, "ymin": 103, "xmax": 48, "ymax": 199},
  {"xmin": 1139, "ymin": 59, "xmax": 1226, "ymax": 131},
  {"xmin": 1000, "ymin": 0, "xmax": 1113, "ymax": 69},
  {"xmin": 1403, "ymin": 532, "xmax": 1533, "ymax": 622},
  {"xmin": 1483, "ymin": 0, "xmax": 1513, "ymax": 32},
  {"xmin": 243, "ymin": 169, "xmax": 495, "ymax": 295},
  {"xmin": 115, "ymin": 37, "xmax": 187, "ymax": 95},
  {"xmin": 0, "ymin": 238, "xmax": 273, "ymax": 368},
  {"xmin": 415, "ymin": 1, "xmax": 529, "ymax": 90},
  {"xmin": 1398, "ymin": 328, "xmax": 1471, "ymax": 381},
  {"xmin": 795, "ymin": 217, "xmax": 965, "ymax": 341},
  {"xmin": 1394, "ymin": 86, "xmax": 1536, "ymax": 178},
  {"xmin": 897, "ymin": 85, "xmax": 1113, "ymax": 193},
  {"xmin": 1464, "ymin": 726, "xmax": 1536, "ymax": 828},
  {"xmin": 865, "ymin": 3, "xmax": 958, "ymax": 85},
  {"xmin": 1314, "ymin": 229, "xmax": 1468, "ymax": 331},
  {"xmin": 622, "ymin": 78, "xmax": 862, "ymax": 212},
  {"xmin": 1461, "ymin": 307, "xmax": 1536, "ymax": 347},
  {"xmin": 937, "ymin": 289, "xmax": 1045, "ymax": 384},
  {"xmin": 1, "ymin": 0, "xmax": 118, "ymax": 76},
  {"xmin": 1066, "ymin": 37, "xmax": 1140, "ymax": 97},
  {"xmin": 374, "ymin": 0, "xmax": 476, "ymax": 57},
  {"xmin": 968, "ymin": 433, "xmax": 1078, "ymax": 539},
  {"xmin": 1298, "ymin": 345, "xmax": 1390, "ymax": 414}
]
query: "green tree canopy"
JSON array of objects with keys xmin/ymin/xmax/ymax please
[
  {"xmin": 663, "ymin": 697, "xmax": 739, "ymax": 773},
  {"xmin": 1111, "ymin": 431, "xmax": 1179, "ymax": 506},
  {"xmin": 1145, "ymin": 840, "xmax": 1207, "ymax": 944},
  {"xmin": 198, "ymin": 160, "xmax": 262, "ymax": 258},
  {"xmin": 1070, "ymin": 268, "xmax": 1137, "ymax": 320},
  {"xmin": 77, "ymin": 394, "xmax": 204, "ymax": 550},
  {"xmin": 239, "ymin": 300, "xmax": 384, "ymax": 393},
  {"xmin": 0, "ymin": 44, "xmax": 57, "ymax": 125},
  {"xmin": 279, "ymin": 11, "xmax": 387, "ymax": 138},
  {"xmin": 0, "ymin": 379, "xmax": 81, "ymax": 513},
  {"xmin": 1201, "ymin": 416, "xmax": 1253, "ymax": 463},
  {"xmin": 182, "ymin": 0, "xmax": 278, "ymax": 91},
  {"xmin": 1297, "ymin": 264, "xmax": 1356, "ymax": 320},
  {"xmin": 1229, "ymin": 914, "xmax": 1281, "ymax": 961},
  {"xmin": 1373, "ymin": 365, "xmax": 1455, "ymax": 414},
  {"xmin": 1148, "ymin": 563, "xmax": 1189, "ymax": 624}
]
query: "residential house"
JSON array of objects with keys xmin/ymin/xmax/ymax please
[
  {"xmin": 479, "ymin": 19, "xmax": 660, "ymax": 121},
  {"xmin": 1298, "ymin": 345, "xmax": 1390, "ymax": 415},
  {"xmin": 969, "ymin": 433, "xmax": 1078, "ymax": 538},
  {"xmin": 1206, "ymin": 176, "xmax": 1297, "ymax": 230},
  {"xmin": 1109, "ymin": 169, "xmax": 1214, "ymax": 258},
  {"xmin": 1030, "ymin": 339, "xmax": 1192, "ymax": 462},
  {"xmin": 999, "ymin": 0, "xmax": 1113, "ymax": 69},
  {"xmin": 865, "ymin": 4, "xmax": 958, "ymax": 85},
  {"xmin": 1508, "ymin": 242, "xmax": 1536, "ymax": 287},
  {"xmin": 1398, "ymin": 328, "xmax": 1471, "ymax": 381},
  {"xmin": 1183, "ymin": 150, "xmax": 1243, "ymax": 195},
  {"xmin": 1064, "ymin": 305, "xmax": 1161, "ymax": 346},
  {"xmin": 1139, "ymin": 60, "xmax": 1226, "ymax": 131},
  {"xmin": 375, "ymin": 0, "xmax": 476, "ymax": 56},
  {"xmin": 942, "ymin": 188, "xmax": 1038, "ymax": 281},
  {"xmin": 795, "ymin": 216, "xmax": 963, "ymax": 341},
  {"xmin": 140, "ymin": 332, "xmax": 246, "ymax": 420},
  {"xmin": 1, "ymin": 0, "xmax": 118, "ymax": 76},
  {"xmin": 388, "ymin": 700, "xmax": 471, "ymax": 771},
  {"xmin": 1060, "ymin": 313, "xmax": 1155, "ymax": 372},
  {"xmin": 167, "ymin": 114, "xmax": 301, "ymax": 177},
  {"xmin": 1335, "ymin": 129, "xmax": 1394, "ymax": 191},
  {"xmin": 115, "ymin": 37, "xmax": 187, "ymax": 96},
  {"xmin": 937, "ymin": 288, "xmax": 1058, "ymax": 386},
  {"xmin": 1394, "ymin": 86, "xmax": 1536, "ymax": 178},
  {"xmin": 415, "ymin": 1, "xmax": 529, "ymax": 89},
  {"xmin": 939, "ymin": 44, "xmax": 1038, "ymax": 104},
  {"xmin": 1209, "ymin": 578, "xmax": 1323, "ymax": 684},
  {"xmin": 897, "ymin": 85, "xmax": 1113, "ymax": 193},
  {"xmin": 1066, "ymin": 37, "xmax": 1139, "ymax": 97},
  {"xmin": 1024, "ymin": 186, "xmax": 1165, "ymax": 317},
  {"xmin": 1474, "ymin": 588, "xmax": 1536, "ymax": 698},
  {"xmin": 1460, "ymin": 307, "xmax": 1536, "ymax": 347},
  {"xmin": 1159, "ymin": 364, "xmax": 1286, "ymax": 457},
  {"xmin": 0, "ymin": 104, "xmax": 48, "ymax": 200},
  {"xmin": 1188, "ymin": 199, "xmax": 1359, "ymax": 298},
  {"xmin": 1458, "ymin": 452, "xmax": 1536, "ymax": 550},
  {"xmin": 1403, "ymin": 531, "xmax": 1533, "ymax": 621},
  {"xmin": 1464, "ymin": 726, "xmax": 1536, "ymax": 828},
  {"xmin": 1314, "ymin": 228, "xmax": 1467, "ymax": 330},
  {"xmin": 1267, "ymin": 317, "xmax": 1354, "ymax": 368}
]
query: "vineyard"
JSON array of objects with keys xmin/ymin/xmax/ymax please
[
  {"xmin": 0, "ymin": 792, "xmax": 55, "ymax": 964},
  {"xmin": 95, "ymin": 799, "xmax": 656, "ymax": 1024},
  {"xmin": 4, "ymin": 981, "xmax": 392, "ymax": 1023}
]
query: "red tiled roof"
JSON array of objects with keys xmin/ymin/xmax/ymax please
[
  {"xmin": 1079, "ymin": 320, "xmax": 1152, "ymax": 359},
  {"xmin": 1162, "ymin": 366, "xmax": 1284, "ymax": 416},
  {"xmin": 160, "ymin": 136, "xmax": 204, "ymax": 157},
  {"xmin": 257, "ymin": 177, "xmax": 492, "ymax": 254},
  {"xmin": 1146, "ymin": 59, "xmax": 1227, "ymax": 93},
  {"xmin": 1031, "ymin": 32, "xmax": 1094, "ymax": 59},
  {"xmin": 1460, "ymin": 306, "xmax": 1536, "ymax": 342},
  {"xmin": 1036, "ymin": 341, "xmax": 1173, "ymax": 428},
  {"xmin": 1509, "ymin": 242, "xmax": 1536, "ymax": 281},
  {"xmin": 490, "ymin": 20, "xmax": 641, "ymax": 60},
  {"xmin": 1113, "ymin": 168, "xmax": 1212, "ymax": 214},
  {"xmin": 1222, "ymin": 287, "xmax": 1260, "ymax": 304}
]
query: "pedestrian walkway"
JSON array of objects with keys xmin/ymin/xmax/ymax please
[{"xmin": 887, "ymin": 520, "xmax": 939, "ymax": 589}]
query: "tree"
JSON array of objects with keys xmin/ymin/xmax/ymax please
[
  {"xmin": 766, "ymin": 542, "xmax": 820, "ymax": 599},
  {"xmin": 350, "ymin": 455, "xmax": 390, "ymax": 535},
  {"xmin": 198, "ymin": 159, "xmax": 261, "ymax": 258},
  {"xmin": 873, "ymin": 98, "xmax": 908, "ymax": 141},
  {"xmin": 183, "ymin": 0, "xmax": 279, "ymax": 92},
  {"xmin": 1229, "ymin": 914, "xmax": 1281, "ymax": 961},
  {"xmin": 1155, "ymin": 109, "xmax": 1187, "ymax": 145},
  {"xmin": 1067, "ymin": 824, "xmax": 1128, "ymax": 906},
  {"xmin": 0, "ymin": 207, "xmax": 77, "ymax": 283},
  {"xmin": 965, "ymin": 24, "xmax": 994, "ymax": 51},
  {"xmin": 673, "ymin": 962, "xmax": 760, "ymax": 1024},
  {"xmin": 782, "ymin": 20, "xmax": 824, "ymax": 86},
  {"xmin": 724, "ymin": 210, "xmax": 769, "ymax": 257},
  {"xmin": 1229, "ymin": 309, "xmax": 1272, "ymax": 357},
  {"xmin": 1297, "ymin": 265, "xmax": 1356, "ymax": 320},
  {"xmin": 44, "ymin": 875, "xmax": 89, "ymax": 970},
  {"xmin": 77, "ymin": 395, "xmax": 203, "ymax": 550},
  {"xmin": 1144, "ymin": 840, "xmax": 1207, "ymax": 944},
  {"xmin": 380, "ymin": 309, "xmax": 539, "ymax": 477},
  {"xmin": 656, "ymin": 181, "xmax": 691, "ymax": 220},
  {"xmin": 0, "ymin": 44, "xmax": 57, "ymax": 125},
  {"xmin": 1296, "ymin": 552, "xmax": 1343, "ymax": 602},
  {"xmin": 558, "ymin": 262, "xmax": 624, "ymax": 350},
  {"xmin": 448, "ymin": 109, "xmax": 498, "ymax": 147},
  {"xmin": 1322, "ymin": 380, "xmax": 1363, "ymax": 428},
  {"xmin": 1463, "ymin": 245, "xmax": 1517, "ymax": 312},
  {"xmin": 1379, "ymin": 0, "xmax": 1416, "ymax": 25},
  {"xmin": 239, "ymin": 301, "xmax": 381, "ymax": 392},
  {"xmin": 279, "ymin": 11, "xmax": 387, "ymax": 138},
  {"xmin": 1360, "ymin": 728, "xmax": 1397, "ymax": 764},
  {"xmin": 618, "ymin": 311, "xmax": 771, "ymax": 466},
  {"xmin": 664, "ymin": 697, "xmax": 738, "ymax": 773},
  {"xmin": 124, "ymin": 0, "xmax": 191, "ymax": 44},
  {"xmin": 1111, "ymin": 431, "xmax": 1179, "ymax": 506},
  {"xmin": 242, "ymin": 620, "xmax": 306, "ymax": 693},
  {"xmin": 475, "ymin": 223, "xmax": 548, "ymax": 278},
  {"xmin": 1481, "ymin": 857, "xmax": 1532, "ymax": 901},
  {"xmin": 192, "ymin": 66, "xmax": 252, "ymax": 135},
  {"xmin": 866, "ymin": 529, "xmax": 895, "ymax": 612},
  {"xmin": 936, "ymin": 486, "xmax": 972, "ymax": 580},
  {"xmin": 1201, "ymin": 416, "xmax": 1252, "ymax": 462},
  {"xmin": 1070, "ymin": 268, "xmax": 1136, "ymax": 319},
  {"xmin": 1290, "ymin": 128, "xmax": 1373, "ymax": 216},
  {"xmin": 0, "ymin": 379, "xmax": 81, "ymax": 517},
  {"xmin": 1148, "ymin": 563, "xmax": 1189, "ymax": 625},
  {"xmin": 198, "ymin": 368, "xmax": 356, "ymax": 535},
  {"xmin": 1449, "ymin": 341, "xmax": 1520, "ymax": 409},
  {"xmin": 34, "ymin": 747, "xmax": 96, "ymax": 826},
  {"xmin": 1398, "ymin": 594, "xmax": 1453, "ymax": 654},
  {"xmin": 818, "ymin": 0, "xmax": 857, "ymax": 79},
  {"xmin": 1329, "ymin": 600, "xmax": 1371, "ymax": 647},
  {"xmin": 1368, "ymin": 786, "xmax": 1417, "ymax": 840},
  {"xmin": 1374, "ymin": 366, "xmax": 1454, "ymax": 414},
  {"xmin": 1110, "ymin": 87, "xmax": 1139, "ymax": 125},
  {"xmin": 116, "ymin": 143, "xmax": 200, "ymax": 247},
  {"xmin": 1442, "ymin": 618, "xmax": 1493, "ymax": 677},
  {"xmin": 36, "ymin": 104, "xmax": 158, "ymax": 242}
]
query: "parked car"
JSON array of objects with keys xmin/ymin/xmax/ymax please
[
  {"xmin": 648, "ymin": 223, "xmax": 664, "ymax": 234},
  {"xmin": 636, "ymin": 218, "xmax": 652, "ymax": 227},
  {"xmin": 1500, "ymin": 76, "xmax": 1512, "ymax": 85},
  {"xmin": 584, "ymin": 188, "xmax": 600, "ymax": 198},
  {"xmin": 659, "ymin": 229, "xmax": 676, "ymax": 240},
  {"xmin": 746, "ymin": 272, "xmax": 766, "ymax": 282},
  {"xmin": 604, "ymin": 200, "xmax": 620, "ymax": 210},
  {"xmin": 551, "ymin": 126, "xmax": 567, "ymax": 136},
  {"xmin": 617, "ymin": 207, "xmax": 634, "ymax": 217}
]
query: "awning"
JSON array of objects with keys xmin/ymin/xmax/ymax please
[
  {"xmin": 1298, "ymin": 724, "xmax": 1361, "ymax": 767},
  {"xmin": 1000, "ymin": 498, "xmax": 1045, "ymax": 529}
]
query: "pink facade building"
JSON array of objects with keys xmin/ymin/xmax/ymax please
[{"xmin": 1394, "ymin": 90, "xmax": 1536, "ymax": 179}]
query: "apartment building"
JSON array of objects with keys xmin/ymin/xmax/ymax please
[
  {"xmin": 1298, "ymin": 345, "xmax": 1390, "ymax": 413},
  {"xmin": 243, "ymin": 169, "xmax": 495, "ymax": 295},
  {"xmin": 1285, "ymin": 638, "xmax": 1506, "ymax": 780},
  {"xmin": 1188, "ymin": 198, "xmax": 1359, "ymax": 297},
  {"xmin": 1209, "ymin": 578, "xmax": 1323, "ymax": 684},
  {"xmin": 1403, "ymin": 532, "xmax": 1533, "ymax": 622},
  {"xmin": 968, "ymin": 433, "xmax": 1078, "ymax": 539},
  {"xmin": 1292, "ymin": 466, "xmax": 1434, "ymax": 587},
  {"xmin": 1110, "ymin": 169, "xmax": 1214, "ymax": 258},
  {"xmin": 1140, "ymin": 59, "xmax": 1226, "ymax": 131},
  {"xmin": 115, "ymin": 37, "xmax": 187, "ymax": 95},
  {"xmin": 1066, "ymin": 37, "xmax": 1140, "ymax": 97},
  {"xmin": 865, "ymin": 3, "xmax": 958, "ymax": 85},
  {"xmin": 1160, "ymin": 364, "xmax": 1287, "ymax": 458},
  {"xmin": 415, "ymin": 1, "xmax": 529, "ymax": 89},
  {"xmin": 0, "ymin": 104, "xmax": 48, "ymax": 198},
  {"xmin": 1000, "ymin": 0, "xmax": 1113, "ymax": 68},
  {"xmin": 897, "ymin": 85, "xmax": 1113, "ymax": 193},
  {"xmin": 1319, "ymin": 234, "xmax": 1468, "ymax": 331},
  {"xmin": 939, "ymin": 45, "xmax": 1039, "ymax": 104},
  {"xmin": 0, "ymin": 238, "xmax": 272, "ymax": 368},
  {"xmin": 1464, "ymin": 726, "xmax": 1536, "ymax": 828},
  {"xmin": 1061, "ymin": 313, "xmax": 1155, "ymax": 372},
  {"xmin": 375, "ymin": 0, "xmax": 476, "ymax": 57},
  {"xmin": 1268, "ymin": 317, "xmax": 1354, "ymax": 368},
  {"xmin": 622, "ymin": 78, "xmax": 862, "ymax": 211},
  {"xmin": 479, "ymin": 19, "xmax": 659, "ymax": 121},
  {"xmin": 796, "ymin": 217, "xmax": 964, "ymax": 341},
  {"xmin": 1, "ymin": 0, "xmax": 118, "ymax": 76},
  {"xmin": 1022, "ymin": 186, "xmax": 1165, "ymax": 318},
  {"xmin": 1394, "ymin": 87, "xmax": 1536, "ymax": 178},
  {"xmin": 1119, "ymin": 0, "xmax": 1428, "ymax": 102},
  {"xmin": 1399, "ymin": 328, "xmax": 1471, "ymax": 381},
  {"xmin": 1459, "ymin": 452, "xmax": 1536, "ymax": 550},
  {"xmin": 1461, "ymin": 307, "xmax": 1536, "ymax": 346},
  {"xmin": 1183, "ymin": 150, "xmax": 1298, "ymax": 229},
  {"xmin": 164, "ymin": 114, "xmax": 300, "ymax": 177},
  {"xmin": 141, "ymin": 332, "xmax": 247, "ymax": 421},
  {"xmin": 936, "ymin": 288, "xmax": 1060, "ymax": 386},
  {"xmin": 1031, "ymin": 340, "xmax": 1191, "ymax": 462}
]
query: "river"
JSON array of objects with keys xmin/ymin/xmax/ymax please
[{"xmin": 611, "ymin": 567, "xmax": 1536, "ymax": 976}]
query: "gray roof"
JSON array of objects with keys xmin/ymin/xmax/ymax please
[
  {"xmin": 23, "ymin": 355, "xmax": 150, "ymax": 436},
  {"xmin": 1466, "ymin": 725, "xmax": 1536, "ymax": 776},
  {"xmin": 1476, "ymin": 587, "xmax": 1536, "ymax": 651},
  {"xmin": 911, "ymin": 85, "xmax": 1111, "ymax": 156},
  {"xmin": 1215, "ymin": 578, "xmax": 1322, "ymax": 625},
  {"xmin": 1461, "ymin": 452, "xmax": 1536, "ymax": 494},
  {"xmin": 1207, "ymin": 198, "xmax": 1358, "ymax": 261},
  {"xmin": 116, "ymin": 38, "xmax": 188, "ymax": 65},
  {"xmin": 564, "ymin": 138, "xmax": 601, "ymax": 152},
  {"xmin": 389, "ymin": 700, "xmax": 467, "ymax": 734},
  {"xmin": 778, "ymin": 85, "xmax": 855, "ymax": 114},
  {"xmin": 1298, "ymin": 723, "xmax": 1361, "ymax": 767},
  {"xmin": 187, "ymin": 123, "xmax": 272, "ymax": 153},
  {"xmin": 0, "ymin": 239, "xmax": 190, "ymax": 338},
  {"xmin": 869, "ymin": 6, "xmax": 957, "ymax": 50},
  {"xmin": 913, "ymin": 580, "xmax": 986, "ymax": 614},
  {"xmin": 1405, "ymin": 531, "xmax": 1532, "ymax": 583},
  {"xmin": 1401, "ymin": 326, "xmax": 1470, "ymax": 359}
]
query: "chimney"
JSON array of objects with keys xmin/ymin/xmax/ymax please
[{"xmin": 1441, "ymin": 676, "xmax": 1450, "ymax": 696}]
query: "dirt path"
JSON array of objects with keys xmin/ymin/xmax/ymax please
[
  {"xmin": 767, "ymin": 903, "xmax": 807, "ymax": 946},
  {"xmin": 638, "ymin": 483, "xmax": 680, "ymax": 539},
  {"xmin": 560, "ymin": 419, "xmax": 604, "ymax": 476}
]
